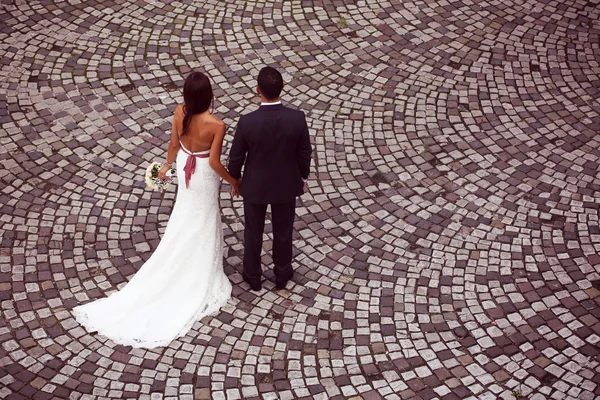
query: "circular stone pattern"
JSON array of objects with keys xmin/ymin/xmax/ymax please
[{"xmin": 1, "ymin": 0, "xmax": 600, "ymax": 399}]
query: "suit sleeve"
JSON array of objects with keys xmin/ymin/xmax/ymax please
[
  {"xmin": 228, "ymin": 117, "xmax": 247, "ymax": 179},
  {"xmin": 296, "ymin": 113, "xmax": 312, "ymax": 179}
]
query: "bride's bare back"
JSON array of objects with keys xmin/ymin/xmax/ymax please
[
  {"xmin": 174, "ymin": 104, "xmax": 222, "ymax": 152},
  {"xmin": 161, "ymin": 103, "xmax": 237, "ymax": 190}
]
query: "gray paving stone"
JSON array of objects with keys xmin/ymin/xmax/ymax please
[{"xmin": 1, "ymin": 0, "xmax": 600, "ymax": 399}]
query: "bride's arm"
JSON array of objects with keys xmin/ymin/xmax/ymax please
[
  {"xmin": 159, "ymin": 105, "xmax": 183, "ymax": 178},
  {"xmin": 209, "ymin": 122, "xmax": 238, "ymax": 188}
]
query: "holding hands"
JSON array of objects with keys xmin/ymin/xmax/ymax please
[{"xmin": 231, "ymin": 178, "xmax": 241, "ymax": 198}]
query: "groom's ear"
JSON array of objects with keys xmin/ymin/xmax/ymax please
[{"xmin": 256, "ymin": 86, "xmax": 261, "ymax": 95}]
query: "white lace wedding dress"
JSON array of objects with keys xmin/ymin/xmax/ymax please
[{"xmin": 73, "ymin": 144, "xmax": 232, "ymax": 348}]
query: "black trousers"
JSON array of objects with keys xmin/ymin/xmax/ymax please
[{"xmin": 243, "ymin": 200, "xmax": 295, "ymax": 286}]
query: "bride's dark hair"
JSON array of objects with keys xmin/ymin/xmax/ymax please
[{"xmin": 181, "ymin": 71, "xmax": 213, "ymax": 136}]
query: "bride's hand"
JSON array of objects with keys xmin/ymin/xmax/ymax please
[{"xmin": 158, "ymin": 164, "xmax": 170, "ymax": 180}]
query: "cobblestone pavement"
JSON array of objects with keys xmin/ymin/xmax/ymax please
[{"xmin": 1, "ymin": 0, "xmax": 600, "ymax": 399}]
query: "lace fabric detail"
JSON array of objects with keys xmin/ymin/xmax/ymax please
[
  {"xmin": 72, "ymin": 281, "xmax": 231, "ymax": 348},
  {"xmin": 73, "ymin": 149, "xmax": 232, "ymax": 349}
]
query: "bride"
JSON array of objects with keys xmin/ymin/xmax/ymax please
[{"xmin": 73, "ymin": 71, "xmax": 239, "ymax": 349}]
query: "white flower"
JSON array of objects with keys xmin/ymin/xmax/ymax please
[{"xmin": 144, "ymin": 161, "xmax": 172, "ymax": 191}]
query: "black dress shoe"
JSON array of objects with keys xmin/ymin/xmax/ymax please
[
  {"xmin": 275, "ymin": 271, "xmax": 293, "ymax": 290},
  {"xmin": 275, "ymin": 280, "xmax": 289, "ymax": 290},
  {"xmin": 243, "ymin": 277, "xmax": 261, "ymax": 292}
]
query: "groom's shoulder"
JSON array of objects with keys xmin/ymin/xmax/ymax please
[
  {"xmin": 240, "ymin": 106, "xmax": 264, "ymax": 118},
  {"xmin": 241, "ymin": 105, "xmax": 305, "ymax": 123},
  {"xmin": 281, "ymin": 104, "xmax": 305, "ymax": 115},
  {"xmin": 280, "ymin": 105, "xmax": 307, "ymax": 124},
  {"xmin": 239, "ymin": 109, "xmax": 259, "ymax": 126}
]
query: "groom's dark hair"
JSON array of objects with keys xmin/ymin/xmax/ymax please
[{"xmin": 258, "ymin": 66, "xmax": 283, "ymax": 100}]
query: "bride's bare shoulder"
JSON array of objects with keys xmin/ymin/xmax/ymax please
[
  {"xmin": 207, "ymin": 113, "xmax": 225, "ymax": 130},
  {"xmin": 174, "ymin": 104, "xmax": 185, "ymax": 120}
]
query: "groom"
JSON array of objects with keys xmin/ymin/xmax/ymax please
[{"xmin": 228, "ymin": 66, "xmax": 312, "ymax": 291}]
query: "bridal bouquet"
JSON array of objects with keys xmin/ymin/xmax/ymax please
[{"xmin": 145, "ymin": 162, "xmax": 173, "ymax": 191}]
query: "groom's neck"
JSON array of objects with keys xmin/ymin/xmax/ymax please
[{"xmin": 261, "ymin": 96, "xmax": 280, "ymax": 104}]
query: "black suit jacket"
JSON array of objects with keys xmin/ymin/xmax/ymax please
[{"xmin": 228, "ymin": 104, "xmax": 312, "ymax": 204}]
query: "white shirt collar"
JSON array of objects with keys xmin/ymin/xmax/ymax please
[{"xmin": 260, "ymin": 101, "xmax": 281, "ymax": 106}]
